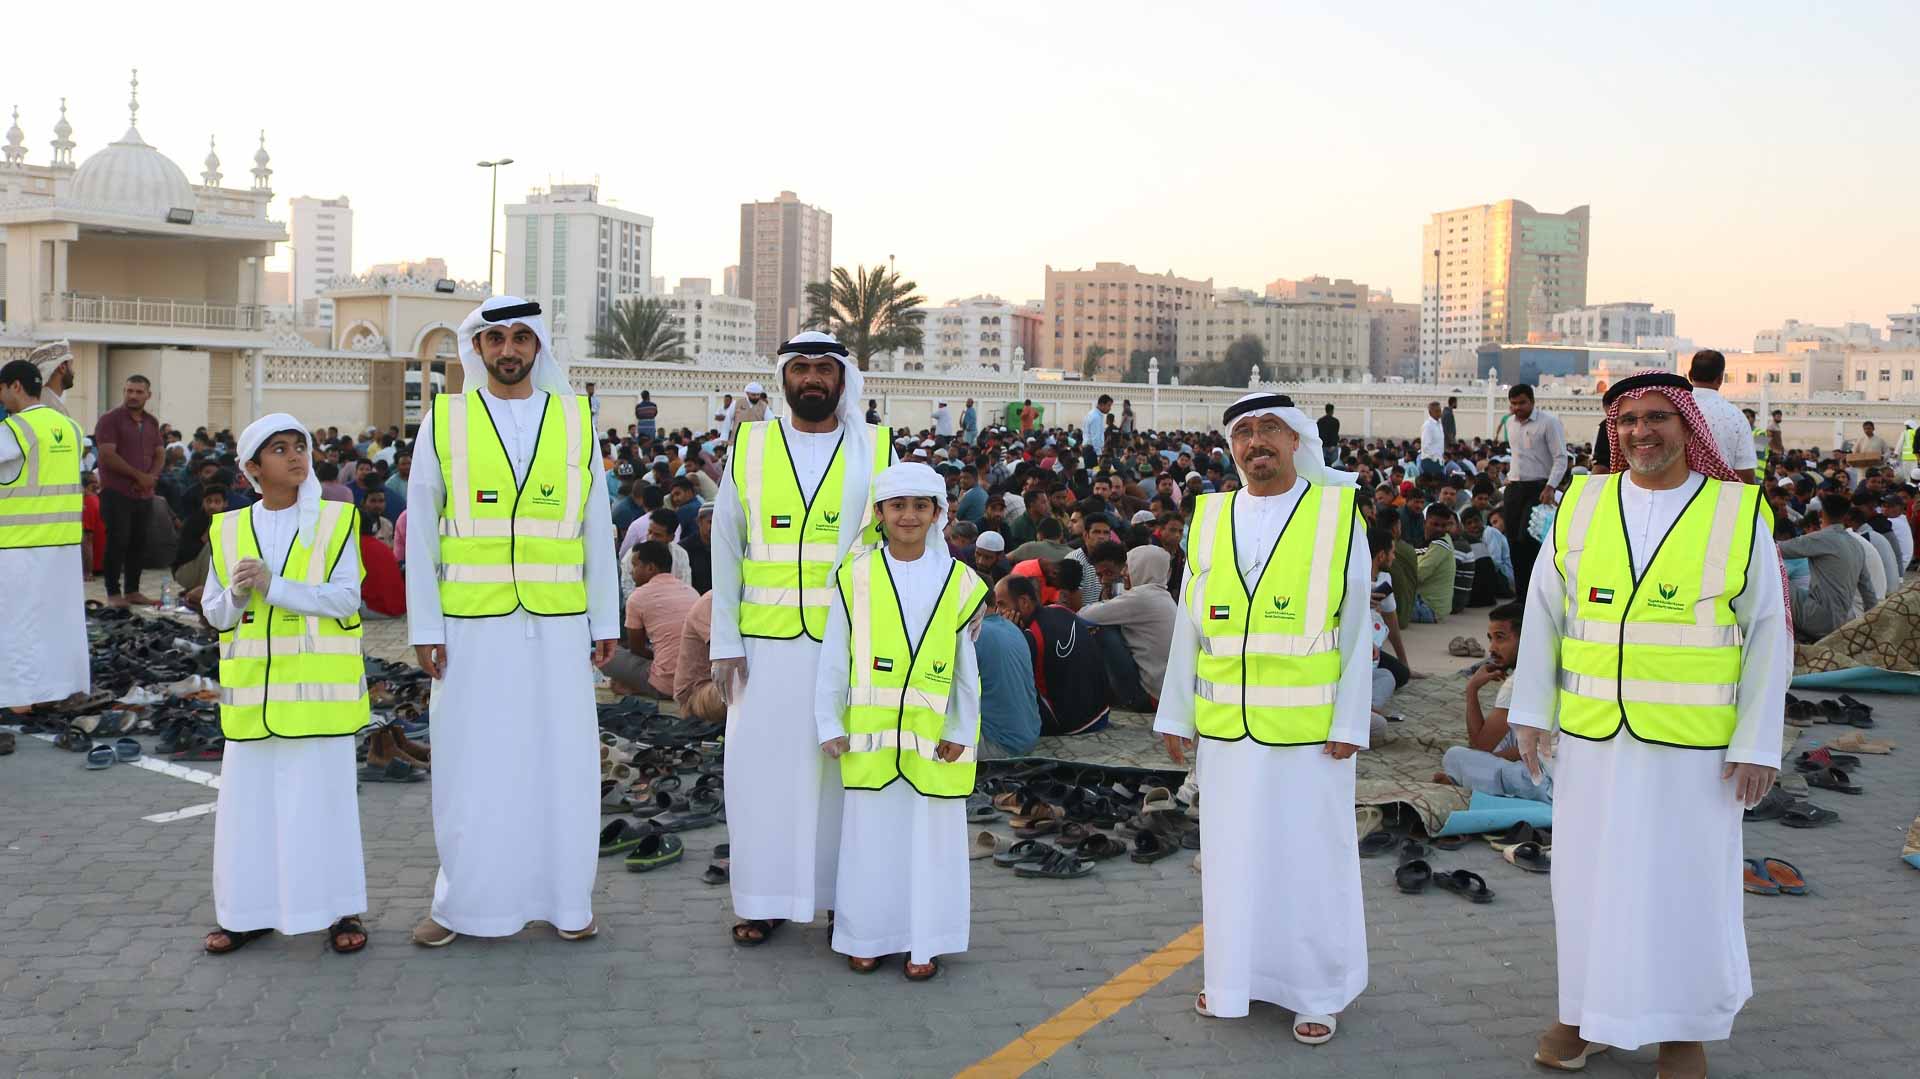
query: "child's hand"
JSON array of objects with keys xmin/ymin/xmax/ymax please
[{"xmin": 820, "ymin": 736, "xmax": 850, "ymax": 759}]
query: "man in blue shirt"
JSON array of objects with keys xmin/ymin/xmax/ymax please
[
  {"xmin": 961, "ymin": 398, "xmax": 979, "ymax": 444},
  {"xmin": 1082, "ymin": 394, "xmax": 1112, "ymax": 462},
  {"xmin": 954, "ymin": 461, "xmax": 990, "ymax": 523},
  {"xmin": 974, "ymin": 611, "xmax": 1041, "ymax": 757}
]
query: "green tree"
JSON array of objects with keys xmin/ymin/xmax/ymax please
[
  {"xmin": 1126, "ymin": 349, "xmax": 1155, "ymax": 383},
  {"xmin": 1221, "ymin": 334, "xmax": 1266, "ymax": 387},
  {"xmin": 589, "ymin": 297, "xmax": 688, "ymax": 362},
  {"xmin": 1082, "ymin": 345, "xmax": 1112, "ymax": 379},
  {"xmin": 803, "ymin": 265, "xmax": 926, "ymax": 370}
]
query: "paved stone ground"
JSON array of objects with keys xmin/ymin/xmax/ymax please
[{"xmin": 4, "ymin": 594, "xmax": 1915, "ymax": 1076}]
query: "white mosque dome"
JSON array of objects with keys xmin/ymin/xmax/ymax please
[{"xmin": 71, "ymin": 125, "xmax": 198, "ymax": 215}]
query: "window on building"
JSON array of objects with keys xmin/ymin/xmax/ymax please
[{"xmin": 553, "ymin": 218, "xmax": 569, "ymax": 296}]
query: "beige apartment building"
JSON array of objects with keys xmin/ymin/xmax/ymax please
[
  {"xmin": 739, "ymin": 190, "xmax": 830, "ymax": 358},
  {"xmin": 1420, "ymin": 199, "xmax": 1590, "ymax": 380},
  {"xmin": 1720, "ymin": 346, "xmax": 1847, "ymax": 400},
  {"xmin": 1044, "ymin": 262, "xmax": 1211, "ymax": 379},
  {"xmin": 1368, "ymin": 290, "xmax": 1420, "ymax": 379},
  {"xmin": 1843, "ymin": 349, "xmax": 1920, "ymax": 401},
  {"xmin": 1266, "ymin": 275, "xmax": 1368, "ymax": 310},
  {"xmin": 1175, "ymin": 289, "xmax": 1369, "ymax": 383}
]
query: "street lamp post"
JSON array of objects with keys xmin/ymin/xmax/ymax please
[{"xmin": 477, "ymin": 158, "xmax": 515, "ymax": 294}]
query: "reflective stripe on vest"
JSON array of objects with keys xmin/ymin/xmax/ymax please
[
  {"xmin": 432, "ymin": 390, "xmax": 591, "ymax": 617},
  {"xmin": 1184, "ymin": 485, "xmax": 1354, "ymax": 745},
  {"xmin": 210, "ymin": 501, "xmax": 369, "ymax": 741},
  {"xmin": 1552, "ymin": 472, "xmax": 1756, "ymax": 749},
  {"xmin": 837, "ymin": 548, "xmax": 987, "ymax": 798},
  {"xmin": 732, "ymin": 421, "xmax": 890, "ymax": 641},
  {"xmin": 0, "ymin": 407, "xmax": 84, "ymax": 548}
]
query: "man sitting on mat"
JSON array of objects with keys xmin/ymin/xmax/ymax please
[{"xmin": 1435, "ymin": 602, "xmax": 1552, "ymax": 803}]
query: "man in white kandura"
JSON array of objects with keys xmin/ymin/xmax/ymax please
[
  {"xmin": 407, "ymin": 296, "xmax": 620, "ymax": 947},
  {"xmin": 816, "ymin": 462, "xmax": 985, "ymax": 981},
  {"xmin": 1154, "ymin": 391, "xmax": 1372, "ymax": 1043},
  {"xmin": 0, "ymin": 360, "xmax": 89, "ymax": 716},
  {"xmin": 1511, "ymin": 370, "xmax": 1788, "ymax": 1079},
  {"xmin": 710, "ymin": 331, "xmax": 891, "ymax": 949},
  {"xmin": 201, "ymin": 414, "xmax": 370, "ymax": 956}
]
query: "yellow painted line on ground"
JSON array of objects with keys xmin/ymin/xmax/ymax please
[{"xmin": 956, "ymin": 925, "xmax": 1204, "ymax": 1079}]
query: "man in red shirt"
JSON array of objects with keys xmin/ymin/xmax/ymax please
[{"xmin": 91, "ymin": 375, "xmax": 166, "ymax": 606}]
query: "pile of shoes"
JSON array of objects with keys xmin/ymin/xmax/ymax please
[
  {"xmin": 1783, "ymin": 692, "xmax": 1877, "ymax": 729},
  {"xmin": 1362, "ymin": 825, "xmax": 1506, "ymax": 903},
  {"xmin": 595, "ymin": 702, "xmax": 726, "ymax": 874},
  {"xmin": 358, "ymin": 658, "xmax": 435, "ymax": 783},
  {"xmin": 969, "ymin": 761, "xmax": 1192, "ymax": 877}
]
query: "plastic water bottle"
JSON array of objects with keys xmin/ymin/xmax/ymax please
[{"xmin": 159, "ymin": 581, "xmax": 175, "ymax": 610}]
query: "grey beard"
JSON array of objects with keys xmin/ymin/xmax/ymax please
[{"xmin": 1626, "ymin": 441, "xmax": 1685, "ymax": 477}]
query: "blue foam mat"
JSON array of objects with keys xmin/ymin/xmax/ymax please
[
  {"xmin": 1790, "ymin": 667, "xmax": 1920, "ymax": 694},
  {"xmin": 1435, "ymin": 790, "xmax": 1554, "ymax": 837}
]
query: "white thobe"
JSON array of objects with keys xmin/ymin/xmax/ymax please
[
  {"xmin": 1509, "ymin": 470, "xmax": 1789, "ymax": 1051},
  {"xmin": 0, "ymin": 410, "xmax": 89, "ymax": 707},
  {"xmin": 203, "ymin": 503, "xmax": 368, "ymax": 934},
  {"xmin": 407, "ymin": 389, "xmax": 619, "ymax": 936},
  {"xmin": 711, "ymin": 418, "xmax": 889, "ymax": 924},
  {"xmin": 1153, "ymin": 481, "xmax": 1373, "ymax": 1019},
  {"xmin": 815, "ymin": 547, "xmax": 980, "ymax": 964}
]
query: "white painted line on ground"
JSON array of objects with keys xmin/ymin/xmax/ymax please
[
  {"xmin": 7, "ymin": 726, "xmax": 221, "ymax": 822},
  {"xmin": 144, "ymin": 801, "xmax": 218, "ymax": 823}
]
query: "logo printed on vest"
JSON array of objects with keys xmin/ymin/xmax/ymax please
[
  {"xmin": 52, "ymin": 428, "xmax": 63, "ymax": 443},
  {"xmin": 476, "ymin": 490, "xmax": 500, "ymax": 504},
  {"xmin": 1208, "ymin": 604, "xmax": 1231, "ymax": 620},
  {"xmin": 541, "ymin": 483, "xmax": 555, "ymax": 497},
  {"xmin": 822, "ymin": 511, "xmax": 840, "ymax": 525},
  {"xmin": 771, "ymin": 514, "xmax": 792, "ymax": 529},
  {"xmin": 872, "ymin": 657, "xmax": 894, "ymax": 672},
  {"xmin": 1588, "ymin": 586, "xmax": 1615, "ymax": 605},
  {"xmin": 1646, "ymin": 581, "xmax": 1686, "ymax": 612}
]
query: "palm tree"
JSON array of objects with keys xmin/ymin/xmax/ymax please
[
  {"xmin": 590, "ymin": 297, "xmax": 688, "ymax": 362},
  {"xmin": 803, "ymin": 265, "xmax": 926, "ymax": 370},
  {"xmin": 1082, "ymin": 345, "xmax": 1112, "ymax": 379}
]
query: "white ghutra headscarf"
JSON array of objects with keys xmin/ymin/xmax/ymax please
[
  {"xmin": 871, "ymin": 461, "xmax": 950, "ymax": 560},
  {"xmin": 1223, "ymin": 391, "xmax": 1358, "ymax": 487},
  {"xmin": 456, "ymin": 296, "xmax": 573, "ymax": 399},
  {"xmin": 236, "ymin": 412, "xmax": 323, "ymax": 548}
]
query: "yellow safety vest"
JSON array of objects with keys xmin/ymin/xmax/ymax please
[
  {"xmin": 1552, "ymin": 472, "xmax": 1761, "ymax": 749},
  {"xmin": 1184, "ymin": 485, "xmax": 1356, "ymax": 745},
  {"xmin": 732, "ymin": 420, "xmax": 890, "ymax": 641},
  {"xmin": 1902, "ymin": 424, "xmax": 1917, "ymax": 464},
  {"xmin": 835, "ymin": 547, "xmax": 987, "ymax": 797},
  {"xmin": 1754, "ymin": 426, "xmax": 1771, "ymax": 473},
  {"xmin": 209, "ymin": 500, "xmax": 369, "ymax": 741},
  {"xmin": 0, "ymin": 405, "xmax": 84, "ymax": 549},
  {"xmin": 431, "ymin": 389, "xmax": 593, "ymax": 617}
]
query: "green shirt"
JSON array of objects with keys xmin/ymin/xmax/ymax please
[{"xmin": 1415, "ymin": 535, "xmax": 1457, "ymax": 619}]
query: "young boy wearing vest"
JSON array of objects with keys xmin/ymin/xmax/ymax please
[
  {"xmin": 816, "ymin": 462, "xmax": 987, "ymax": 981},
  {"xmin": 202, "ymin": 414, "xmax": 371, "ymax": 956}
]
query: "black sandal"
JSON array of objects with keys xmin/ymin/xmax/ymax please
[
  {"xmin": 327, "ymin": 916, "xmax": 368, "ymax": 954},
  {"xmin": 204, "ymin": 927, "xmax": 271, "ymax": 955},
  {"xmin": 731, "ymin": 918, "xmax": 785, "ymax": 947}
]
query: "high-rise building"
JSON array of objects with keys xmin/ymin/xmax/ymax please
[
  {"xmin": 649, "ymin": 277, "xmax": 757, "ymax": 365},
  {"xmin": 738, "ymin": 191, "xmax": 831, "ymax": 357},
  {"xmin": 1174, "ymin": 289, "xmax": 1369, "ymax": 383},
  {"xmin": 1420, "ymin": 200, "xmax": 1590, "ymax": 380},
  {"xmin": 1548, "ymin": 302, "xmax": 1676, "ymax": 346},
  {"xmin": 723, "ymin": 265, "xmax": 741, "ymax": 298},
  {"xmin": 1044, "ymin": 262, "xmax": 1212, "ymax": 379},
  {"xmin": 1366, "ymin": 290, "xmax": 1420, "ymax": 380},
  {"xmin": 288, "ymin": 195, "xmax": 352, "ymax": 329},
  {"xmin": 505, "ymin": 183, "xmax": 654, "ymax": 362}
]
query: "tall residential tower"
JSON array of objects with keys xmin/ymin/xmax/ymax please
[
  {"xmin": 738, "ymin": 191, "xmax": 831, "ymax": 357},
  {"xmin": 1420, "ymin": 200, "xmax": 1590, "ymax": 381}
]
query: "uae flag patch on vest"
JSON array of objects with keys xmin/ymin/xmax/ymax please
[
  {"xmin": 872, "ymin": 657, "xmax": 894, "ymax": 672},
  {"xmin": 770, "ymin": 514, "xmax": 792, "ymax": 529},
  {"xmin": 1208, "ymin": 604, "xmax": 1231, "ymax": 620},
  {"xmin": 1588, "ymin": 586, "xmax": 1615, "ymax": 605},
  {"xmin": 475, "ymin": 490, "xmax": 500, "ymax": 504}
]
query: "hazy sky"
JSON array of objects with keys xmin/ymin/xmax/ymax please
[{"xmin": 8, "ymin": 1, "xmax": 1916, "ymax": 350}]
